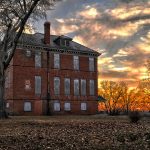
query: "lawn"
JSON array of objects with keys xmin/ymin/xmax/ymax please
[{"xmin": 0, "ymin": 115, "xmax": 149, "ymax": 150}]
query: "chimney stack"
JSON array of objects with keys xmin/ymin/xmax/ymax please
[{"xmin": 44, "ymin": 21, "xmax": 50, "ymax": 45}]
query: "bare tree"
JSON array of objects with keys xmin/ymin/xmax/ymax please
[{"xmin": 0, "ymin": 0, "xmax": 61, "ymax": 118}]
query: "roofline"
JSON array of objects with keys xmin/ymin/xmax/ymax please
[{"xmin": 17, "ymin": 44, "xmax": 100, "ymax": 57}]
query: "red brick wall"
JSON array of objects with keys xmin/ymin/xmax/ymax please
[{"xmin": 5, "ymin": 48, "xmax": 98, "ymax": 115}]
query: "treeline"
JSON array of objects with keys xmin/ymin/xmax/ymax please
[{"xmin": 98, "ymin": 79, "xmax": 150, "ymax": 115}]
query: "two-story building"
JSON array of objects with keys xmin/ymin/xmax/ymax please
[{"xmin": 5, "ymin": 22, "xmax": 100, "ymax": 115}]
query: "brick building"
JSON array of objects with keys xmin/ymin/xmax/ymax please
[{"xmin": 5, "ymin": 22, "xmax": 100, "ymax": 115}]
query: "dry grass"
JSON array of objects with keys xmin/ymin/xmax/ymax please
[{"xmin": 0, "ymin": 115, "xmax": 149, "ymax": 150}]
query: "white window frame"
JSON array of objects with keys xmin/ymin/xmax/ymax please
[
  {"xmin": 24, "ymin": 102, "xmax": 32, "ymax": 112},
  {"xmin": 64, "ymin": 102, "xmax": 71, "ymax": 111},
  {"xmin": 81, "ymin": 103, "xmax": 87, "ymax": 111},
  {"xmin": 73, "ymin": 56, "xmax": 79, "ymax": 70},
  {"xmin": 54, "ymin": 53, "xmax": 60, "ymax": 69},
  {"xmin": 35, "ymin": 52, "xmax": 41, "ymax": 67},
  {"xmin": 89, "ymin": 57, "xmax": 94, "ymax": 71},
  {"xmin": 35, "ymin": 76, "xmax": 41, "ymax": 95},
  {"xmin": 54, "ymin": 77, "xmax": 60, "ymax": 95}
]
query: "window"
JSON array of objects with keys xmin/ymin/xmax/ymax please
[
  {"xmin": 61, "ymin": 39, "xmax": 65, "ymax": 46},
  {"xmin": 26, "ymin": 50, "xmax": 31, "ymax": 57},
  {"xmin": 90, "ymin": 80, "xmax": 95, "ymax": 96},
  {"xmin": 24, "ymin": 102, "xmax": 32, "ymax": 112},
  {"xmin": 66, "ymin": 40, "xmax": 70, "ymax": 47},
  {"xmin": 73, "ymin": 56, "xmax": 79, "ymax": 70},
  {"xmin": 35, "ymin": 76, "xmax": 41, "ymax": 95},
  {"xmin": 54, "ymin": 102, "xmax": 60, "ymax": 111},
  {"xmin": 64, "ymin": 102, "xmax": 71, "ymax": 111},
  {"xmin": 81, "ymin": 103, "xmax": 87, "ymax": 111},
  {"xmin": 5, "ymin": 71, "xmax": 10, "ymax": 88},
  {"xmin": 64, "ymin": 78, "xmax": 70, "ymax": 95},
  {"xmin": 25, "ymin": 80, "xmax": 31, "ymax": 90},
  {"xmin": 89, "ymin": 57, "xmax": 94, "ymax": 71},
  {"xmin": 35, "ymin": 52, "xmax": 41, "ymax": 67},
  {"xmin": 54, "ymin": 77, "xmax": 60, "ymax": 95},
  {"xmin": 81, "ymin": 79, "xmax": 86, "ymax": 96},
  {"xmin": 74, "ymin": 79, "xmax": 79, "ymax": 96},
  {"xmin": 54, "ymin": 53, "xmax": 60, "ymax": 69},
  {"xmin": 6, "ymin": 102, "xmax": 10, "ymax": 108}
]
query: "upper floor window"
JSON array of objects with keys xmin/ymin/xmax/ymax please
[
  {"xmin": 35, "ymin": 76, "xmax": 41, "ymax": 95},
  {"xmin": 89, "ymin": 57, "xmax": 94, "ymax": 71},
  {"xmin": 64, "ymin": 78, "xmax": 70, "ymax": 95},
  {"xmin": 73, "ymin": 56, "xmax": 79, "ymax": 70},
  {"xmin": 54, "ymin": 53, "xmax": 60, "ymax": 69},
  {"xmin": 26, "ymin": 50, "xmax": 31, "ymax": 57},
  {"xmin": 54, "ymin": 77, "xmax": 60, "ymax": 95},
  {"xmin": 90, "ymin": 80, "xmax": 95, "ymax": 96},
  {"xmin": 35, "ymin": 52, "xmax": 41, "ymax": 67},
  {"xmin": 25, "ymin": 80, "xmax": 31, "ymax": 90},
  {"xmin": 5, "ymin": 71, "xmax": 10, "ymax": 88},
  {"xmin": 74, "ymin": 79, "xmax": 79, "ymax": 96},
  {"xmin": 81, "ymin": 79, "xmax": 86, "ymax": 96}
]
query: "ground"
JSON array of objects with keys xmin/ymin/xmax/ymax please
[{"xmin": 0, "ymin": 115, "xmax": 150, "ymax": 150}]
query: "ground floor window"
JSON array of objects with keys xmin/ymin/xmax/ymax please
[
  {"xmin": 24, "ymin": 102, "xmax": 32, "ymax": 112},
  {"xmin": 81, "ymin": 103, "xmax": 87, "ymax": 111},
  {"xmin": 64, "ymin": 102, "xmax": 71, "ymax": 111},
  {"xmin": 54, "ymin": 102, "xmax": 60, "ymax": 111}
]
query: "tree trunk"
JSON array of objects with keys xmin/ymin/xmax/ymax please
[{"xmin": 0, "ymin": 61, "xmax": 7, "ymax": 118}]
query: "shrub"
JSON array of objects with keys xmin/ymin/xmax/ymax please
[{"xmin": 128, "ymin": 111, "xmax": 142, "ymax": 123}]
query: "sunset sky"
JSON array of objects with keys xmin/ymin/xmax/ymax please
[{"xmin": 35, "ymin": 0, "xmax": 150, "ymax": 88}]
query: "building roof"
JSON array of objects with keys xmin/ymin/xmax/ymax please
[{"xmin": 18, "ymin": 33, "xmax": 100, "ymax": 56}]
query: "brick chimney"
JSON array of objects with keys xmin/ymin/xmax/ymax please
[{"xmin": 44, "ymin": 21, "xmax": 50, "ymax": 45}]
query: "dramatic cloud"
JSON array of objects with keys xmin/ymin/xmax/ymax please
[{"xmin": 36, "ymin": 0, "xmax": 150, "ymax": 88}]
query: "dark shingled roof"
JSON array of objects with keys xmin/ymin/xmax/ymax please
[{"xmin": 19, "ymin": 33, "xmax": 100, "ymax": 55}]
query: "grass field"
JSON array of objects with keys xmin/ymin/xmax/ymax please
[{"xmin": 0, "ymin": 115, "xmax": 149, "ymax": 150}]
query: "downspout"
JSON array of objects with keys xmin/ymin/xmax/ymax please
[{"xmin": 47, "ymin": 50, "xmax": 50, "ymax": 115}]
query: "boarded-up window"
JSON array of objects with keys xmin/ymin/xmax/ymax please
[
  {"xmin": 25, "ymin": 80, "xmax": 31, "ymax": 90},
  {"xmin": 74, "ymin": 79, "xmax": 79, "ymax": 96},
  {"xmin": 54, "ymin": 53, "xmax": 60, "ymax": 69},
  {"xmin": 54, "ymin": 102, "xmax": 60, "ymax": 111},
  {"xmin": 54, "ymin": 77, "xmax": 60, "ymax": 95},
  {"xmin": 81, "ymin": 79, "xmax": 86, "ymax": 96},
  {"xmin": 73, "ymin": 56, "xmax": 79, "ymax": 70},
  {"xmin": 64, "ymin": 102, "xmax": 71, "ymax": 111},
  {"xmin": 35, "ymin": 52, "xmax": 41, "ymax": 67},
  {"xmin": 64, "ymin": 78, "xmax": 70, "ymax": 95},
  {"xmin": 89, "ymin": 57, "xmax": 94, "ymax": 71},
  {"xmin": 35, "ymin": 76, "xmax": 41, "ymax": 95},
  {"xmin": 81, "ymin": 103, "xmax": 87, "ymax": 111},
  {"xmin": 90, "ymin": 80, "xmax": 95, "ymax": 96},
  {"xmin": 24, "ymin": 102, "xmax": 32, "ymax": 112}
]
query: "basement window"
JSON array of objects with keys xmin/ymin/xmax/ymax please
[
  {"xmin": 24, "ymin": 102, "xmax": 32, "ymax": 112},
  {"xmin": 53, "ymin": 102, "xmax": 60, "ymax": 111},
  {"xmin": 64, "ymin": 102, "xmax": 71, "ymax": 111},
  {"xmin": 81, "ymin": 103, "xmax": 87, "ymax": 111}
]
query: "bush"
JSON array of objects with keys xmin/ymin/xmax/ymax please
[{"xmin": 128, "ymin": 111, "xmax": 142, "ymax": 123}]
